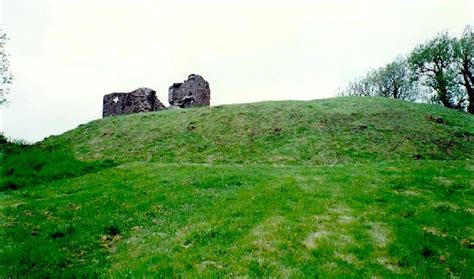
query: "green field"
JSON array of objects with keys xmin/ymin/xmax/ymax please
[{"xmin": 1, "ymin": 97, "xmax": 473, "ymax": 277}]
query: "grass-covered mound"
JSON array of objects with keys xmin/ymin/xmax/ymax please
[
  {"xmin": 1, "ymin": 97, "xmax": 473, "ymax": 277},
  {"xmin": 42, "ymin": 97, "xmax": 474, "ymax": 164}
]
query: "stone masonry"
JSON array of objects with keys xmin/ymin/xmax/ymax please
[
  {"xmin": 168, "ymin": 74, "xmax": 210, "ymax": 108},
  {"xmin": 102, "ymin": 87, "xmax": 165, "ymax": 117}
]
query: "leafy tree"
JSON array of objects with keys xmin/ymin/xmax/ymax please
[
  {"xmin": 408, "ymin": 32, "xmax": 462, "ymax": 109},
  {"xmin": 453, "ymin": 25, "xmax": 474, "ymax": 114},
  {"xmin": 339, "ymin": 74, "xmax": 376, "ymax": 97},
  {"xmin": 340, "ymin": 56, "xmax": 416, "ymax": 100},
  {"xmin": 0, "ymin": 27, "xmax": 12, "ymax": 105},
  {"xmin": 340, "ymin": 26, "xmax": 473, "ymax": 113},
  {"xmin": 371, "ymin": 57, "xmax": 416, "ymax": 100}
]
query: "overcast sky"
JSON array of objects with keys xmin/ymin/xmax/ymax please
[{"xmin": 0, "ymin": 0, "xmax": 472, "ymax": 142}]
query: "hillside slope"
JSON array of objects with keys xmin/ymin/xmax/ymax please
[
  {"xmin": 41, "ymin": 97, "xmax": 474, "ymax": 164},
  {"xmin": 1, "ymin": 161, "xmax": 473, "ymax": 277},
  {"xmin": 1, "ymin": 97, "xmax": 473, "ymax": 277}
]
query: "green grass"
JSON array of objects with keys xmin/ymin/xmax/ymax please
[
  {"xmin": 0, "ymin": 146, "xmax": 116, "ymax": 191},
  {"xmin": 1, "ymin": 97, "xmax": 473, "ymax": 277},
  {"xmin": 41, "ymin": 97, "xmax": 474, "ymax": 164}
]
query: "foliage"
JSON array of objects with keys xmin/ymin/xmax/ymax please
[
  {"xmin": 0, "ymin": 133, "xmax": 28, "ymax": 151},
  {"xmin": 339, "ymin": 74, "xmax": 376, "ymax": 97},
  {"xmin": 340, "ymin": 57, "xmax": 416, "ymax": 101},
  {"xmin": 408, "ymin": 32, "xmax": 462, "ymax": 109},
  {"xmin": 341, "ymin": 25, "xmax": 474, "ymax": 113},
  {"xmin": 376, "ymin": 58, "xmax": 416, "ymax": 100},
  {"xmin": 0, "ymin": 27, "xmax": 13, "ymax": 105},
  {"xmin": 0, "ymin": 146, "xmax": 116, "ymax": 191},
  {"xmin": 453, "ymin": 26, "xmax": 474, "ymax": 113}
]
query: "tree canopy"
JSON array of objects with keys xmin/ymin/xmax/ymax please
[
  {"xmin": 0, "ymin": 27, "xmax": 12, "ymax": 105},
  {"xmin": 340, "ymin": 25, "xmax": 474, "ymax": 114},
  {"xmin": 340, "ymin": 57, "xmax": 416, "ymax": 101},
  {"xmin": 453, "ymin": 26, "xmax": 474, "ymax": 113}
]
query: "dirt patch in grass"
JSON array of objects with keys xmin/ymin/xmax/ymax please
[
  {"xmin": 336, "ymin": 252, "xmax": 362, "ymax": 267},
  {"xmin": 396, "ymin": 189, "xmax": 420, "ymax": 196},
  {"xmin": 249, "ymin": 216, "xmax": 286, "ymax": 253},
  {"xmin": 369, "ymin": 222, "xmax": 390, "ymax": 248},
  {"xmin": 304, "ymin": 205, "xmax": 357, "ymax": 250},
  {"xmin": 304, "ymin": 230, "xmax": 329, "ymax": 249},
  {"xmin": 422, "ymin": 226, "xmax": 448, "ymax": 238},
  {"xmin": 377, "ymin": 257, "xmax": 400, "ymax": 273}
]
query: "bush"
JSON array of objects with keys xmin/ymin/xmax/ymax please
[{"xmin": 1, "ymin": 147, "xmax": 116, "ymax": 191}]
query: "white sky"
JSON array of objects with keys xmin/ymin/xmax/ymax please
[{"xmin": 0, "ymin": 0, "xmax": 472, "ymax": 142}]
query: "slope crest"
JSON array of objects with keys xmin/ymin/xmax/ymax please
[{"xmin": 41, "ymin": 97, "xmax": 474, "ymax": 164}]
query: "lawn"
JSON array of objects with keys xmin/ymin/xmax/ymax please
[{"xmin": 1, "ymin": 161, "xmax": 472, "ymax": 277}]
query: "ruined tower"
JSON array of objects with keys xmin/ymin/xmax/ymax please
[
  {"xmin": 102, "ymin": 87, "xmax": 165, "ymax": 117},
  {"xmin": 168, "ymin": 74, "xmax": 210, "ymax": 108}
]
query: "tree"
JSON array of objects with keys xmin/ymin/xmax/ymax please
[
  {"xmin": 453, "ymin": 25, "xmax": 474, "ymax": 114},
  {"xmin": 408, "ymin": 32, "xmax": 462, "ymax": 109},
  {"xmin": 371, "ymin": 57, "xmax": 416, "ymax": 101},
  {"xmin": 0, "ymin": 27, "xmax": 13, "ymax": 105},
  {"xmin": 339, "ymin": 74, "xmax": 376, "ymax": 97},
  {"xmin": 340, "ymin": 26, "xmax": 473, "ymax": 112},
  {"xmin": 340, "ymin": 56, "xmax": 416, "ymax": 101}
]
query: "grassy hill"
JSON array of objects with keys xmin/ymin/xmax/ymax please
[
  {"xmin": 1, "ymin": 97, "xmax": 473, "ymax": 277},
  {"xmin": 41, "ymin": 97, "xmax": 473, "ymax": 164}
]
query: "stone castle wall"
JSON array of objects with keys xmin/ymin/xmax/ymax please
[
  {"xmin": 102, "ymin": 74, "xmax": 210, "ymax": 117},
  {"xmin": 168, "ymin": 74, "xmax": 210, "ymax": 108},
  {"xmin": 103, "ymin": 88, "xmax": 165, "ymax": 117}
]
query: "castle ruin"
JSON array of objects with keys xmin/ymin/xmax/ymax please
[
  {"xmin": 102, "ymin": 88, "xmax": 166, "ymax": 117},
  {"xmin": 102, "ymin": 74, "xmax": 210, "ymax": 117},
  {"xmin": 168, "ymin": 74, "xmax": 210, "ymax": 108}
]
